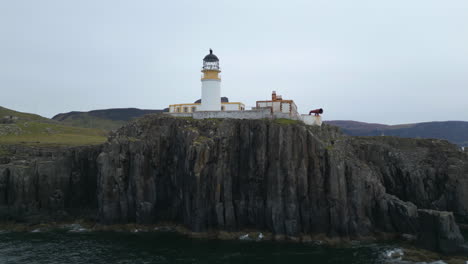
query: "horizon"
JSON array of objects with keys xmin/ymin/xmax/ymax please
[{"xmin": 1, "ymin": 1, "xmax": 467, "ymax": 125}]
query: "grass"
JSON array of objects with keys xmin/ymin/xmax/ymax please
[
  {"xmin": 173, "ymin": 116, "xmax": 194, "ymax": 120},
  {"xmin": 0, "ymin": 106, "xmax": 51, "ymax": 122},
  {"xmin": 274, "ymin": 118, "xmax": 299, "ymax": 125},
  {"xmin": 0, "ymin": 133, "xmax": 106, "ymax": 147},
  {"xmin": 0, "ymin": 146, "xmax": 10, "ymax": 157},
  {"xmin": 125, "ymin": 136, "xmax": 141, "ymax": 142},
  {"xmin": 0, "ymin": 106, "xmax": 108, "ymax": 147},
  {"xmin": 194, "ymin": 135, "xmax": 210, "ymax": 145},
  {"xmin": 55, "ymin": 113, "xmax": 127, "ymax": 131},
  {"xmin": 0, "ymin": 117, "xmax": 107, "ymax": 147}
]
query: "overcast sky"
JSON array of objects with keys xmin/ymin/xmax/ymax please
[{"xmin": 1, "ymin": 0, "xmax": 467, "ymax": 124}]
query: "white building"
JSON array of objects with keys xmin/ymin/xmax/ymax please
[
  {"xmin": 168, "ymin": 49, "xmax": 245, "ymax": 113},
  {"xmin": 169, "ymin": 102, "xmax": 245, "ymax": 113},
  {"xmin": 255, "ymin": 91, "xmax": 300, "ymax": 119}
]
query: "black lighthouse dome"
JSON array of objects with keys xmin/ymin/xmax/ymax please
[
  {"xmin": 202, "ymin": 49, "xmax": 220, "ymax": 71},
  {"xmin": 203, "ymin": 49, "xmax": 219, "ymax": 62}
]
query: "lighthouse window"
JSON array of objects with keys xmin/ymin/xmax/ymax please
[
  {"xmin": 176, "ymin": 108, "xmax": 181, "ymax": 113},
  {"xmin": 221, "ymin": 106, "xmax": 225, "ymax": 111},
  {"xmin": 191, "ymin": 107, "xmax": 196, "ymax": 112},
  {"xmin": 183, "ymin": 107, "xmax": 189, "ymax": 113}
]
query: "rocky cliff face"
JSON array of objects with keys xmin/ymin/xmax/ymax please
[
  {"xmin": 0, "ymin": 145, "xmax": 100, "ymax": 222},
  {"xmin": 0, "ymin": 115, "xmax": 467, "ymax": 254},
  {"xmin": 348, "ymin": 137, "xmax": 468, "ymax": 223},
  {"xmin": 96, "ymin": 116, "xmax": 467, "ymax": 253}
]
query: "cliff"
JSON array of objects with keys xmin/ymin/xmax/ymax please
[
  {"xmin": 0, "ymin": 115, "xmax": 467, "ymax": 254},
  {"xmin": 0, "ymin": 145, "xmax": 101, "ymax": 222}
]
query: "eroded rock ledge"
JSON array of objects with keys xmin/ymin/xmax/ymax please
[{"xmin": 1, "ymin": 115, "xmax": 467, "ymax": 254}]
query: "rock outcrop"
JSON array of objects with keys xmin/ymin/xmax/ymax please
[
  {"xmin": 0, "ymin": 145, "xmax": 100, "ymax": 222},
  {"xmin": 417, "ymin": 209, "xmax": 464, "ymax": 254},
  {"xmin": 0, "ymin": 115, "xmax": 467, "ymax": 254},
  {"xmin": 348, "ymin": 136, "xmax": 468, "ymax": 223}
]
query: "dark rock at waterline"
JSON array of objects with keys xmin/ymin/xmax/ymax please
[
  {"xmin": 417, "ymin": 209, "xmax": 464, "ymax": 254},
  {"xmin": 0, "ymin": 115, "xmax": 468, "ymax": 254}
]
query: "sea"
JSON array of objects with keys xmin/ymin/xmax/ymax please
[{"xmin": 0, "ymin": 226, "xmax": 465, "ymax": 264}]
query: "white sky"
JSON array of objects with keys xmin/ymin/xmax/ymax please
[{"xmin": 0, "ymin": 0, "xmax": 467, "ymax": 124}]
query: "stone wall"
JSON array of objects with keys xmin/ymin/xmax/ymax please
[
  {"xmin": 302, "ymin": 115, "xmax": 322, "ymax": 126},
  {"xmin": 193, "ymin": 109, "xmax": 272, "ymax": 120},
  {"xmin": 165, "ymin": 109, "xmax": 273, "ymax": 120},
  {"xmin": 165, "ymin": 110, "xmax": 318, "ymax": 125},
  {"xmin": 165, "ymin": 113, "xmax": 193, "ymax": 118}
]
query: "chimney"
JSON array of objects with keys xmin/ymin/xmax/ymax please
[{"xmin": 272, "ymin": 91, "xmax": 277, "ymax": 101}]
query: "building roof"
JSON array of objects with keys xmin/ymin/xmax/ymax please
[{"xmin": 203, "ymin": 49, "xmax": 219, "ymax": 62}]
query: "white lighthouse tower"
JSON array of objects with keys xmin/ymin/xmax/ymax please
[{"xmin": 200, "ymin": 49, "xmax": 221, "ymax": 111}]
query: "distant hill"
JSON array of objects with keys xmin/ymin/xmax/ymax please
[
  {"xmin": 325, "ymin": 120, "xmax": 468, "ymax": 147},
  {"xmin": 0, "ymin": 106, "xmax": 106, "ymax": 147},
  {"xmin": 52, "ymin": 108, "xmax": 167, "ymax": 130}
]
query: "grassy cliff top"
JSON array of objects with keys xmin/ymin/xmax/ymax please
[{"xmin": 0, "ymin": 106, "xmax": 107, "ymax": 147}]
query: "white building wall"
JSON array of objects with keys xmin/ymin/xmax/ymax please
[
  {"xmin": 200, "ymin": 79, "xmax": 221, "ymax": 111},
  {"xmin": 222, "ymin": 103, "xmax": 243, "ymax": 111},
  {"xmin": 272, "ymin": 102, "xmax": 281, "ymax": 112},
  {"xmin": 257, "ymin": 102, "xmax": 271, "ymax": 108},
  {"xmin": 281, "ymin": 102, "xmax": 290, "ymax": 113},
  {"xmin": 301, "ymin": 115, "xmax": 322, "ymax": 126}
]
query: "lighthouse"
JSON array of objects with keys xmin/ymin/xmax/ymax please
[
  {"xmin": 167, "ymin": 49, "xmax": 244, "ymax": 113},
  {"xmin": 200, "ymin": 49, "xmax": 221, "ymax": 111}
]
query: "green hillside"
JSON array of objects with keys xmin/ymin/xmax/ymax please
[
  {"xmin": 0, "ymin": 106, "xmax": 107, "ymax": 147},
  {"xmin": 52, "ymin": 112, "xmax": 127, "ymax": 131},
  {"xmin": 52, "ymin": 108, "xmax": 166, "ymax": 130},
  {"xmin": 0, "ymin": 106, "xmax": 51, "ymax": 122}
]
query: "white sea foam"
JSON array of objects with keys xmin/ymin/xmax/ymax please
[
  {"xmin": 256, "ymin": 233, "xmax": 264, "ymax": 241},
  {"xmin": 382, "ymin": 248, "xmax": 404, "ymax": 261},
  {"xmin": 239, "ymin": 234, "xmax": 250, "ymax": 241},
  {"xmin": 64, "ymin": 223, "xmax": 88, "ymax": 233},
  {"xmin": 382, "ymin": 248, "xmax": 448, "ymax": 264}
]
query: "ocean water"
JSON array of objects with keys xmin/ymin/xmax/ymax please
[{"xmin": 0, "ymin": 229, "xmax": 452, "ymax": 264}]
